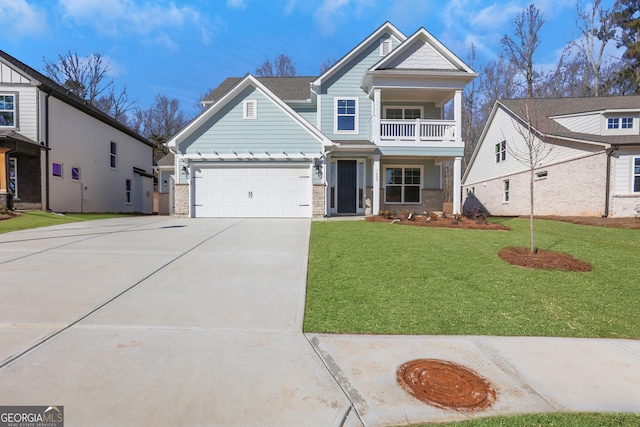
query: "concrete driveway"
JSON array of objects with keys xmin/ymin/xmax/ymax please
[{"xmin": 0, "ymin": 217, "xmax": 355, "ymax": 426}]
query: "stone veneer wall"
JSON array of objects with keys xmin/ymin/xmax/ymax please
[
  {"xmin": 312, "ymin": 184, "xmax": 325, "ymax": 218},
  {"xmin": 157, "ymin": 193, "xmax": 170, "ymax": 215},
  {"xmin": 173, "ymin": 184, "xmax": 189, "ymax": 216},
  {"xmin": 379, "ymin": 189, "xmax": 444, "ymax": 214}
]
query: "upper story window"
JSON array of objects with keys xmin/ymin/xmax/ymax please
[
  {"xmin": 0, "ymin": 94, "xmax": 16, "ymax": 127},
  {"xmin": 335, "ymin": 98, "xmax": 358, "ymax": 133},
  {"xmin": 110, "ymin": 141, "xmax": 117, "ymax": 169},
  {"xmin": 608, "ymin": 117, "xmax": 634, "ymax": 129},
  {"xmin": 384, "ymin": 107, "xmax": 422, "ymax": 120},
  {"xmin": 380, "ymin": 39, "xmax": 392, "ymax": 56},
  {"xmin": 495, "ymin": 141, "xmax": 506, "ymax": 163},
  {"xmin": 243, "ymin": 100, "xmax": 257, "ymax": 119}
]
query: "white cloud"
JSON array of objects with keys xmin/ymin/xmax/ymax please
[
  {"xmin": 58, "ymin": 0, "xmax": 214, "ymax": 47},
  {"xmin": 0, "ymin": 0, "xmax": 48, "ymax": 39},
  {"xmin": 226, "ymin": 0, "xmax": 247, "ymax": 9},
  {"xmin": 313, "ymin": 0, "xmax": 374, "ymax": 36}
]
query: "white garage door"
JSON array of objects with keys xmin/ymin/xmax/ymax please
[{"xmin": 192, "ymin": 165, "xmax": 312, "ymax": 218}]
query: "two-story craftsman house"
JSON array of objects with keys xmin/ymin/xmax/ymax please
[{"xmin": 165, "ymin": 22, "xmax": 476, "ymax": 218}]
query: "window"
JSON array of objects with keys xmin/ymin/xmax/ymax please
[
  {"xmin": 634, "ymin": 157, "xmax": 640, "ymax": 193},
  {"xmin": 503, "ymin": 180, "xmax": 510, "ymax": 203},
  {"xmin": 110, "ymin": 141, "xmax": 117, "ymax": 169},
  {"xmin": 385, "ymin": 166, "xmax": 421, "ymax": 203},
  {"xmin": 52, "ymin": 162, "xmax": 63, "ymax": 178},
  {"xmin": 607, "ymin": 117, "xmax": 619, "ymax": 129},
  {"xmin": 71, "ymin": 166, "xmax": 81, "ymax": 181},
  {"xmin": 495, "ymin": 141, "xmax": 506, "ymax": 163},
  {"xmin": 0, "ymin": 94, "xmax": 15, "ymax": 127},
  {"xmin": 335, "ymin": 98, "xmax": 358, "ymax": 133},
  {"xmin": 535, "ymin": 171, "xmax": 548, "ymax": 179},
  {"xmin": 243, "ymin": 100, "xmax": 257, "ymax": 119},
  {"xmin": 384, "ymin": 107, "xmax": 422, "ymax": 120},
  {"xmin": 621, "ymin": 117, "xmax": 634, "ymax": 129},
  {"xmin": 125, "ymin": 179, "xmax": 132, "ymax": 204},
  {"xmin": 9, "ymin": 157, "xmax": 17, "ymax": 198},
  {"xmin": 380, "ymin": 39, "xmax": 392, "ymax": 56}
]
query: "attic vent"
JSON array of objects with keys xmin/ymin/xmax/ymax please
[
  {"xmin": 243, "ymin": 100, "xmax": 257, "ymax": 119},
  {"xmin": 380, "ymin": 39, "xmax": 392, "ymax": 56}
]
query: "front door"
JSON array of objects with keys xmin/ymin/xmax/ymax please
[{"xmin": 337, "ymin": 160, "xmax": 356, "ymax": 214}]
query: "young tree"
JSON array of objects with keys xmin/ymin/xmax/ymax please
[
  {"xmin": 255, "ymin": 54, "xmax": 296, "ymax": 77},
  {"xmin": 505, "ymin": 100, "xmax": 554, "ymax": 252},
  {"xmin": 43, "ymin": 51, "xmax": 134, "ymax": 119},
  {"xmin": 501, "ymin": 4, "xmax": 545, "ymax": 98},
  {"xmin": 610, "ymin": 0, "xmax": 640, "ymax": 94}
]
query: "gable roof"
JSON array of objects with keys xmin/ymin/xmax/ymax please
[
  {"xmin": 203, "ymin": 76, "xmax": 315, "ymax": 104},
  {"xmin": 0, "ymin": 50, "xmax": 153, "ymax": 147},
  {"xmin": 370, "ymin": 27, "xmax": 476, "ymax": 74},
  {"xmin": 167, "ymin": 74, "xmax": 331, "ymax": 151},
  {"xmin": 500, "ymin": 96, "xmax": 640, "ymax": 146},
  {"xmin": 312, "ymin": 21, "xmax": 406, "ymax": 87}
]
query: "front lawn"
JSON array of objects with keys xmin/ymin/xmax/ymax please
[
  {"xmin": 305, "ymin": 218, "xmax": 640, "ymax": 338},
  {"xmin": 434, "ymin": 412, "xmax": 640, "ymax": 426},
  {"xmin": 0, "ymin": 211, "xmax": 138, "ymax": 234}
]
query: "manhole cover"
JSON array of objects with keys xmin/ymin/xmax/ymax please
[{"xmin": 397, "ymin": 359, "xmax": 496, "ymax": 411}]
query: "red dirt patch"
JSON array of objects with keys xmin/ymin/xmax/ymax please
[
  {"xmin": 397, "ymin": 359, "xmax": 496, "ymax": 411},
  {"xmin": 536, "ymin": 215, "xmax": 640, "ymax": 230},
  {"xmin": 0, "ymin": 210, "xmax": 21, "ymax": 221},
  {"xmin": 365, "ymin": 215, "xmax": 510, "ymax": 231},
  {"xmin": 498, "ymin": 247, "xmax": 592, "ymax": 272}
]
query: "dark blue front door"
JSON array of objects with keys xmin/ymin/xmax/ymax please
[{"xmin": 337, "ymin": 160, "xmax": 356, "ymax": 214}]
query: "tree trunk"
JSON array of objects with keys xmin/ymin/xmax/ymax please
[{"xmin": 530, "ymin": 168, "xmax": 535, "ymax": 252}]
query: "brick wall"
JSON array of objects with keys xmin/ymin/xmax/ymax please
[{"xmin": 379, "ymin": 189, "xmax": 444, "ymax": 214}]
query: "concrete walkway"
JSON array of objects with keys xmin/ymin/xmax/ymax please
[{"xmin": 1, "ymin": 217, "xmax": 639, "ymax": 426}]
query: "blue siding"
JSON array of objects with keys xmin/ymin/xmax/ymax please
[
  {"xmin": 320, "ymin": 33, "xmax": 396, "ymax": 140},
  {"xmin": 180, "ymin": 86, "xmax": 323, "ymax": 156}
]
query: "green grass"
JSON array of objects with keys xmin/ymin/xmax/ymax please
[
  {"xmin": 0, "ymin": 211, "xmax": 138, "ymax": 234},
  {"xmin": 304, "ymin": 218, "xmax": 640, "ymax": 338},
  {"xmin": 415, "ymin": 412, "xmax": 640, "ymax": 426}
]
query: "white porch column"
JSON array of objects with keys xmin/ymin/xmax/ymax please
[
  {"xmin": 372, "ymin": 154, "xmax": 380, "ymax": 214},
  {"xmin": 454, "ymin": 90, "xmax": 462, "ymax": 144},
  {"xmin": 372, "ymin": 89, "xmax": 381, "ymax": 143},
  {"xmin": 453, "ymin": 156, "xmax": 462, "ymax": 215}
]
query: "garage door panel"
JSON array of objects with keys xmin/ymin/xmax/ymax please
[{"xmin": 193, "ymin": 165, "xmax": 311, "ymax": 218}]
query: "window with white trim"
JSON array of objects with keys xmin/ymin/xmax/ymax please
[
  {"xmin": 71, "ymin": 166, "xmax": 81, "ymax": 181},
  {"xmin": 495, "ymin": 140, "xmax": 506, "ymax": 163},
  {"xmin": 125, "ymin": 179, "xmax": 132, "ymax": 204},
  {"xmin": 335, "ymin": 98, "xmax": 358, "ymax": 133},
  {"xmin": 384, "ymin": 166, "xmax": 421, "ymax": 203},
  {"xmin": 384, "ymin": 107, "xmax": 422, "ymax": 119},
  {"xmin": 243, "ymin": 100, "xmax": 257, "ymax": 119},
  {"xmin": 0, "ymin": 94, "xmax": 16, "ymax": 127},
  {"xmin": 621, "ymin": 117, "xmax": 634, "ymax": 129},
  {"xmin": 380, "ymin": 39, "xmax": 392, "ymax": 56},
  {"xmin": 52, "ymin": 162, "xmax": 63, "ymax": 178},
  {"xmin": 110, "ymin": 141, "xmax": 117, "ymax": 169},
  {"xmin": 503, "ymin": 180, "xmax": 510, "ymax": 203},
  {"xmin": 634, "ymin": 157, "xmax": 640, "ymax": 193},
  {"xmin": 9, "ymin": 157, "xmax": 17, "ymax": 197}
]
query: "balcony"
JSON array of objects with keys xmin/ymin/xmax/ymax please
[{"xmin": 379, "ymin": 119, "xmax": 456, "ymax": 143}]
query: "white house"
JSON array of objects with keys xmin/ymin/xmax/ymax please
[
  {"xmin": 165, "ymin": 22, "xmax": 477, "ymax": 218},
  {"xmin": 462, "ymin": 97, "xmax": 640, "ymax": 218},
  {"xmin": 0, "ymin": 50, "xmax": 155, "ymax": 214}
]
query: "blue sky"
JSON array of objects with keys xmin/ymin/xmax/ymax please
[{"xmin": 2, "ymin": 0, "xmax": 617, "ymax": 118}]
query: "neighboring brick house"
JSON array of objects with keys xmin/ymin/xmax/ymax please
[
  {"xmin": 0, "ymin": 50, "xmax": 154, "ymax": 213},
  {"xmin": 164, "ymin": 22, "xmax": 477, "ymax": 218},
  {"xmin": 462, "ymin": 97, "xmax": 640, "ymax": 218}
]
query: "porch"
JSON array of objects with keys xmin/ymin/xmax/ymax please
[{"xmin": 378, "ymin": 119, "xmax": 456, "ymax": 143}]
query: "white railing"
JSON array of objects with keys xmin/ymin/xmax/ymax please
[{"xmin": 380, "ymin": 119, "xmax": 456, "ymax": 142}]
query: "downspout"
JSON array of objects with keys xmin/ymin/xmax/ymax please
[
  {"xmin": 44, "ymin": 90, "xmax": 51, "ymax": 211},
  {"xmin": 603, "ymin": 145, "xmax": 619, "ymax": 218}
]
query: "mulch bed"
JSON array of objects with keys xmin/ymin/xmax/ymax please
[
  {"xmin": 365, "ymin": 215, "xmax": 510, "ymax": 231},
  {"xmin": 0, "ymin": 210, "xmax": 21, "ymax": 221},
  {"xmin": 498, "ymin": 247, "xmax": 592, "ymax": 272}
]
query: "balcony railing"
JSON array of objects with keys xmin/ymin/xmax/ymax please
[{"xmin": 379, "ymin": 119, "xmax": 456, "ymax": 142}]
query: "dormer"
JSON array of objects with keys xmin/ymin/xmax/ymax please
[{"xmin": 601, "ymin": 111, "xmax": 639, "ymax": 136}]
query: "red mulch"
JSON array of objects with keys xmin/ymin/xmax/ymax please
[
  {"xmin": 498, "ymin": 247, "xmax": 592, "ymax": 272},
  {"xmin": 536, "ymin": 215, "xmax": 640, "ymax": 230},
  {"xmin": 365, "ymin": 215, "xmax": 510, "ymax": 231},
  {"xmin": 0, "ymin": 210, "xmax": 21, "ymax": 221}
]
